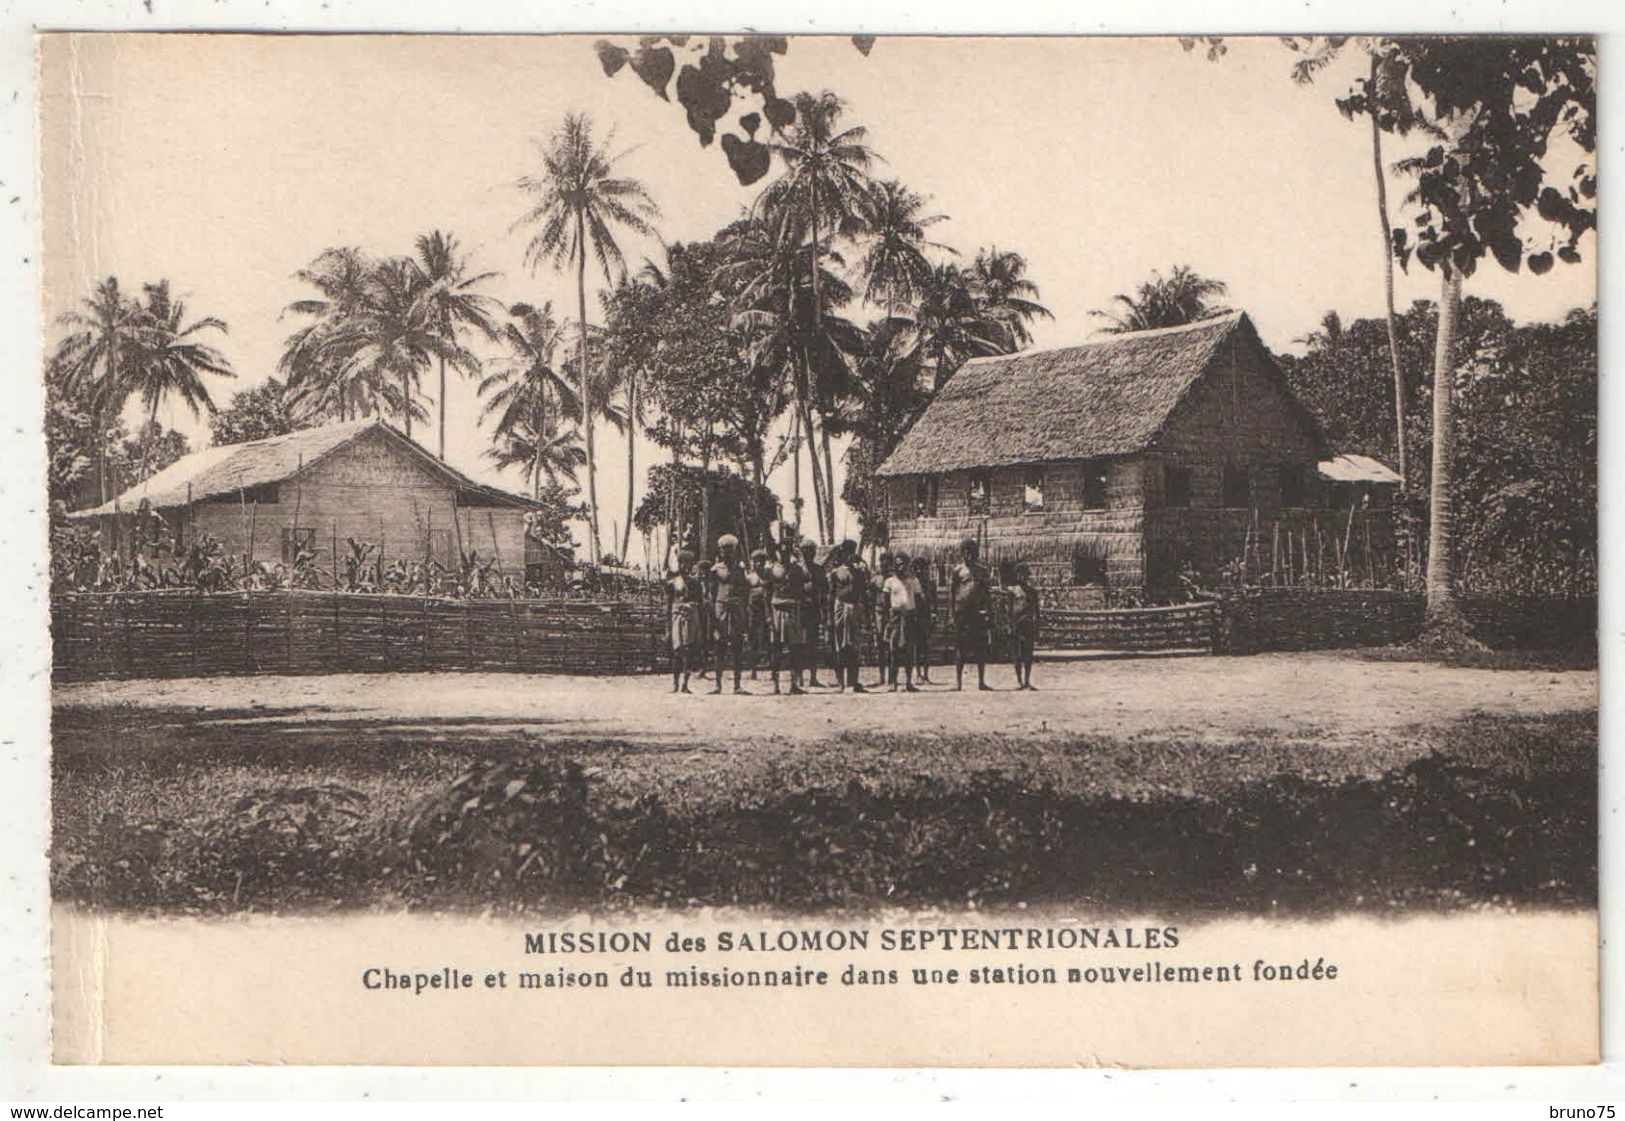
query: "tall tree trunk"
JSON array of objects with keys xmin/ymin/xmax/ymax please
[
  {"xmin": 576, "ymin": 212, "xmax": 600, "ymax": 565},
  {"xmin": 790, "ymin": 387, "xmax": 803, "ymax": 530},
  {"xmin": 1423, "ymin": 267, "xmax": 1468, "ymax": 637},
  {"xmin": 401, "ymin": 370, "xmax": 412, "ymax": 437},
  {"xmin": 803, "ymin": 180, "xmax": 832, "ymax": 542},
  {"xmin": 699, "ymin": 423, "xmax": 713, "ymax": 561},
  {"xmin": 138, "ymin": 398, "xmax": 159, "ymax": 482},
  {"xmin": 532, "ymin": 389, "xmax": 547, "ymax": 501},
  {"xmin": 1370, "ymin": 54, "xmax": 1409, "ymax": 490},
  {"xmin": 437, "ymin": 355, "xmax": 447, "ymax": 460},
  {"xmin": 821, "ymin": 424, "xmax": 836, "ymax": 543},
  {"xmin": 95, "ymin": 403, "xmax": 108, "ymax": 505},
  {"xmin": 621, "ymin": 372, "xmax": 636, "ymax": 561},
  {"xmin": 800, "ymin": 393, "xmax": 828, "ymax": 544}
]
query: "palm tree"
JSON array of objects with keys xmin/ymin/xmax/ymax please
[
  {"xmin": 410, "ymin": 230, "xmax": 502, "ymax": 460},
  {"xmin": 756, "ymin": 90, "xmax": 876, "ymax": 538},
  {"xmin": 338, "ymin": 257, "xmax": 473, "ymax": 438},
  {"xmin": 51, "ymin": 277, "xmax": 146, "ymax": 502},
  {"xmin": 1094, "ymin": 266, "xmax": 1231, "ymax": 334},
  {"xmin": 479, "ymin": 301, "xmax": 582, "ymax": 500},
  {"xmin": 1287, "ymin": 36, "xmax": 1444, "ymax": 491},
  {"xmin": 514, "ymin": 112, "xmax": 660, "ymax": 564},
  {"xmin": 968, "ymin": 247, "xmax": 1052, "ymax": 349},
  {"xmin": 605, "ymin": 262, "xmax": 668, "ymax": 560},
  {"xmin": 126, "ymin": 281, "xmax": 236, "ymax": 475},
  {"xmin": 280, "ymin": 247, "xmax": 377, "ymax": 422},
  {"xmin": 1294, "ymin": 309, "xmax": 1346, "ymax": 352},
  {"xmin": 725, "ymin": 219, "xmax": 866, "ymax": 540},
  {"xmin": 486, "ymin": 418, "xmax": 589, "ymax": 496},
  {"xmin": 859, "ymin": 179, "xmax": 950, "ymax": 316},
  {"xmin": 903, "ymin": 263, "xmax": 1008, "ymax": 390}
]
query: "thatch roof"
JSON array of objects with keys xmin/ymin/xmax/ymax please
[
  {"xmin": 70, "ymin": 417, "xmax": 539, "ymax": 516},
  {"xmin": 1318, "ymin": 453, "xmax": 1401, "ymax": 485},
  {"xmin": 876, "ymin": 312, "xmax": 1324, "ymax": 477}
]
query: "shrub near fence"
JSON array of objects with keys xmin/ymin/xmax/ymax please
[{"xmin": 1217, "ymin": 589, "xmax": 1597, "ymax": 654}]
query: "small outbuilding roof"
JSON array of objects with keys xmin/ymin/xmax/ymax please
[
  {"xmin": 876, "ymin": 312, "xmax": 1325, "ymax": 477},
  {"xmin": 69, "ymin": 417, "xmax": 539, "ymax": 516},
  {"xmin": 1317, "ymin": 453, "xmax": 1402, "ymax": 485}
]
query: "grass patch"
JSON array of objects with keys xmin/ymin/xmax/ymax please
[{"xmin": 51, "ymin": 706, "xmax": 1597, "ymax": 916}]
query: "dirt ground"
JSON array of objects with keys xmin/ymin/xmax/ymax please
[{"xmin": 54, "ymin": 651, "xmax": 1597, "ymax": 749}]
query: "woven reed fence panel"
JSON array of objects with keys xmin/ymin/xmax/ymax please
[
  {"xmin": 52, "ymin": 591, "xmax": 1223, "ymax": 682},
  {"xmin": 1037, "ymin": 602, "xmax": 1219, "ymax": 652},
  {"xmin": 51, "ymin": 591, "xmax": 669, "ymax": 683}
]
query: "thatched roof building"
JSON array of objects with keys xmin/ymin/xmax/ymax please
[
  {"xmin": 69, "ymin": 418, "xmax": 548, "ymax": 580},
  {"xmin": 879, "ymin": 312, "xmax": 1325, "ymax": 478},
  {"xmin": 876, "ymin": 312, "xmax": 1397, "ymax": 600}
]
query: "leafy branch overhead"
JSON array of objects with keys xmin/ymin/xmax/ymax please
[{"xmin": 593, "ymin": 35, "xmax": 876, "ymax": 185}]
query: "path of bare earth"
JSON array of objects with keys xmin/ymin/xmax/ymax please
[{"xmin": 54, "ymin": 652, "xmax": 1595, "ymax": 751}]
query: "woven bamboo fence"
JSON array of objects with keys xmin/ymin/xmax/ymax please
[
  {"xmin": 50, "ymin": 589, "xmax": 1220, "ymax": 683},
  {"xmin": 50, "ymin": 591, "xmax": 671, "ymax": 682},
  {"xmin": 1037, "ymin": 602, "xmax": 1219, "ymax": 653}
]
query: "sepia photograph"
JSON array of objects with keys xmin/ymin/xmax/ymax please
[{"xmin": 26, "ymin": 28, "xmax": 1600, "ymax": 1069}]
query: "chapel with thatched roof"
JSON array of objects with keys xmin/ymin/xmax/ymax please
[{"xmin": 875, "ymin": 312, "xmax": 1400, "ymax": 602}]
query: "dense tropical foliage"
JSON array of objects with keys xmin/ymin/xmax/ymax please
[{"xmin": 44, "ymin": 42, "xmax": 1596, "ymax": 606}]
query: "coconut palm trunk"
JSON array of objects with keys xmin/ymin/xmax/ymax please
[
  {"xmin": 576, "ymin": 210, "xmax": 601, "ymax": 565},
  {"xmin": 139, "ymin": 398, "xmax": 160, "ymax": 481},
  {"xmin": 621, "ymin": 371, "xmax": 636, "ymax": 561},
  {"xmin": 1423, "ymin": 267, "xmax": 1465, "ymax": 632},
  {"xmin": 437, "ymin": 355, "xmax": 447, "ymax": 459},
  {"xmin": 804, "ymin": 191, "xmax": 836, "ymax": 540},
  {"xmin": 401, "ymin": 370, "xmax": 413, "ymax": 437},
  {"xmin": 799, "ymin": 391, "xmax": 828, "ymax": 543},
  {"xmin": 1370, "ymin": 54, "xmax": 1409, "ymax": 490},
  {"xmin": 531, "ymin": 387, "xmax": 547, "ymax": 501}
]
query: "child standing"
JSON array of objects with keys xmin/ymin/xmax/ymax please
[
  {"xmin": 910, "ymin": 556, "xmax": 937, "ymax": 683},
  {"xmin": 666, "ymin": 549, "xmax": 703, "ymax": 693},
  {"xmin": 882, "ymin": 551, "xmax": 919, "ymax": 692},
  {"xmin": 1007, "ymin": 561, "xmax": 1041, "ymax": 690}
]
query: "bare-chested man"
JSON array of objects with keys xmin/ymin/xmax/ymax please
[
  {"xmin": 665, "ymin": 548, "xmax": 703, "ymax": 693},
  {"xmin": 826, "ymin": 541, "xmax": 868, "ymax": 693},
  {"xmin": 766, "ymin": 529, "xmax": 807, "ymax": 695},
  {"xmin": 706, "ymin": 534, "xmax": 750, "ymax": 694},
  {"xmin": 798, "ymin": 538, "xmax": 828, "ymax": 687},
  {"xmin": 950, "ymin": 537, "xmax": 993, "ymax": 691}
]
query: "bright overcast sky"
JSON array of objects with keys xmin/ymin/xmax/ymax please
[{"xmin": 39, "ymin": 33, "xmax": 1596, "ymax": 556}]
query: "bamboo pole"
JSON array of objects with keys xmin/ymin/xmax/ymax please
[
  {"xmin": 238, "ymin": 486, "xmax": 249, "ymax": 581},
  {"xmin": 333, "ymin": 522, "xmax": 341, "ymax": 664},
  {"xmin": 246, "ymin": 501, "xmax": 258, "ymax": 584},
  {"xmin": 291, "ymin": 454, "xmax": 303, "ymax": 567}
]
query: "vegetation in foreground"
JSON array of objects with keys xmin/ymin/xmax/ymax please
[{"xmin": 51, "ymin": 706, "xmax": 1595, "ymax": 917}]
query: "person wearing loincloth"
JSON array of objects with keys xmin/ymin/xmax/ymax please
[
  {"xmin": 910, "ymin": 555, "xmax": 937, "ymax": 684},
  {"xmin": 950, "ymin": 537, "xmax": 993, "ymax": 691},
  {"xmin": 766, "ymin": 528, "xmax": 807, "ymax": 695},
  {"xmin": 665, "ymin": 548, "xmax": 703, "ymax": 693},
  {"xmin": 706, "ymin": 534, "xmax": 750, "ymax": 694},
  {"xmin": 745, "ymin": 547, "xmax": 770, "ymax": 680},
  {"xmin": 826, "ymin": 541, "xmax": 867, "ymax": 693},
  {"xmin": 871, "ymin": 550, "xmax": 895, "ymax": 689},
  {"xmin": 1006, "ymin": 560, "xmax": 1040, "ymax": 691},
  {"xmin": 798, "ymin": 538, "xmax": 828, "ymax": 687}
]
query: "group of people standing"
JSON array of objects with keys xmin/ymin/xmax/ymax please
[{"xmin": 664, "ymin": 529, "xmax": 1041, "ymax": 696}]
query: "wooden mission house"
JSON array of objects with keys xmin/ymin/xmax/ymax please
[
  {"xmin": 875, "ymin": 312, "xmax": 1400, "ymax": 601},
  {"xmin": 68, "ymin": 418, "xmax": 549, "ymax": 581}
]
